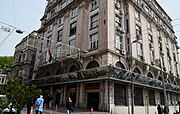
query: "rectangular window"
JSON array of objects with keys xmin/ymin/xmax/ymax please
[
  {"xmin": 50, "ymin": 9, "xmax": 56, "ymax": 17},
  {"xmin": 148, "ymin": 90, "xmax": 155, "ymax": 106},
  {"xmin": 134, "ymin": 87, "xmax": 143, "ymax": 106},
  {"xmin": 57, "ymin": 29, "xmax": 63, "ymax": 42},
  {"xmin": 71, "ymin": 7, "xmax": 78, "ymax": 17},
  {"xmin": 70, "ymin": 22, "xmax": 77, "ymax": 36},
  {"xmin": 147, "ymin": 21, "xmax": 152, "ymax": 32},
  {"xmin": 137, "ymin": 43, "xmax": 143, "ymax": 56},
  {"xmin": 47, "ymin": 36, "xmax": 51, "ymax": 47},
  {"xmin": 91, "ymin": 0, "xmax": 99, "ymax": 10},
  {"xmin": 114, "ymin": 83, "xmax": 127, "ymax": 105},
  {"xmin": 115, "ymin": 0, "xmax": 121, "ymax": 10},
  {"xmin": 59, "ymin": 16, "xmax": 64, "ymax": 25},
  {"xmin": 45, "ymin": 51, "xmax": 49, "ymax": 63},
  {"xmin": 157, "ymin": 30, "xmax": 160, "ymax": 37},
  {"xmin": 48, "ymin": 24, "xmax": 53, "ymax": 32},
  {"xmin": 91, "ymin": 14, "xmax": 99, "ymax": 29},
  {"xmin": 150, "ymin": 50, "xmax": 155, "ymax": 62},
  {"xmin": 160, "ymin": 92, "xmax": 165, "ymax": 105},
  {"xmin": 115, "ymin": 15, "xmax": 122, "ymax": 28},
  {"xmin": 90, "ymin": 33, "xmax": 98, "ymax": 49},
  {"xmin": 136, "ymin": 25, "xmax": 142, "ymax": 39},
  {"xmin": 68, "ymin": 39, "xmax": 76, "ymax": 55},
  {"xmin": 55, "ymin": 45, "xmax": 62, "ymax": 59},
  {"xmin": 148, "ymin": 34, "xmax": 153, "ymax": 43},
  {"xmin": 115, "ymin": 35, "xmax": 123, "ymax": 49},
  {"xmin": 135, "ymin": 11, "xmax": 140, "ymax": 22}
]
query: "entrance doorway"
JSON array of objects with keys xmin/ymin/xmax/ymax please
[
  {"xmin": 55, "ymin": 93, "xmax": 61, "ymax": 106},
  {"xmin": 69, "ymin": 92, "xmax": 76, "ymax": 107},
  {"xmin": 87, "ymin": 92, "xmax": 99, "ymax": 111}
]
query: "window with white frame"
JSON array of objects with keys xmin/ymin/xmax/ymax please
[
  {"xmin": 50, "ymin": 9, "xmax": 56, "ymax": 17},
  {"xmin": 157, "ymin": 30, "xmax": 161, "ymax": 38},
  {"xmin": 55, "ymin": 46, "xmax": 62, "ymax": 59},
  {"xmin": 90, "ymin": 33, "xmax": 98, "ymax": 49},
  {"xmin": 115, "ymin": 15, "xmax": 122, "ymax": 28},
  {"xmin": 59, "ymin": 16, "xmax": 64, "ymax": 25},
  {"xmin": 150, "ymin": 50, "xmax": 155, "ymax": 62},
  {"xmin": 115, "ymin": 34, "xmax": 123, "ymax": 50},
  {"xmin": 71, "ymin": 7, "xmax": 78, "ymax": 17},
  {"xmin": 57, "ymin": 29, "xmax": 63, "ymax": 42},
  {"xmin": 136, "ymin": 24, "xmax": 141, "ymax": 38},
  {"xmin": 70, "ymin": 22, "xmax": 77, "ymax": 36},
  {"xmin": 91, "ymin": 14, "xmax": 99, "ymax": 29},
  {"xmin": 147, "ymin": 21, "xmax": 152, "ymax": 32},
  {"xmin": 115, "ymin": 0, "xmax": 121, "ymax": 10},
  {"xmin": 68, "ymin": 39, "xmax": 76, "ymax": 55},
  {"xmin": 47, "ymin": 36, "xmax": 51, "ymax": 47},
  {"xmin": 91, "ymin": 0, "xmax": 99, "ymax": 10},
  {"xmin": 45, "ymin": 51, "xmax": 49, "ymax": 63},
  {"xmin": 165, "ymin": 37, "xmax": 168, "ymax": 44},
  {"xmin": 137, "ymin": 42, "xmax": 143, "ymax": 56},
  {"xmin": 135, "ymin": 11, "xmax": 140, "ymax": 22},
  {"xmin": 48, "ymin": 23, "xmax": 53, "ymax": 32}
]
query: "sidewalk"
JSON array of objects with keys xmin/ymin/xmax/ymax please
[{"xmin": 21, "ymin": 107, "xmax": 109, "ymax": 114}]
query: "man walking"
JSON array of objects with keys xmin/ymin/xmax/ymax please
[{"xmin": 35, "ymin": 95, "xmax": 44, "ymax": 114}]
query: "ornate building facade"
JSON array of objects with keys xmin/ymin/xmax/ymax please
[
  {"xmin": 30, "ymin": 0, "xmax": 180, "ymax": 114},
  {"xmin": 11, "ymin": 31, "xmax": 38, "ymax": 79}
]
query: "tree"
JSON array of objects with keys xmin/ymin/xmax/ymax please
[
  {"xmin": 0, "ymin": 56, "xmax": 14, "ymax": 68},
  {"xmin": 0, "ymin": 76, "xmax": 42, "ymax": 114}
]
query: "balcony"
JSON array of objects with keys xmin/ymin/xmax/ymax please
[{"xmin": 27, "ymin": 66, "xmax": 180, "ymax": 93}]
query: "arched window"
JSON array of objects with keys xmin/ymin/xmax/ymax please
[
  {"xmin": 69, "ymin": 65, "xmax": 78, "ymax": 72},
  {"xmin": 86, "ymin": 60, "xmax": 100, "ymax": 69},
  {"xmin": 115, "ymin": 61, "xmax": 125, "ymax": 69},
  {"xmin": 133, "ymin": 67, "xmax": 141, "ymax": 74},
  {"xmin": 147, "ymin": 72, "xmax": 153, "ymax": 78},
  {"xmin": 158, "ymin": 76, "xmax": 163, "ymax": 81}
]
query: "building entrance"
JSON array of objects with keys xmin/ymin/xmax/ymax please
[{"xmin": 87, "ymin": 92, "xmax": 99, "ymax": 111}]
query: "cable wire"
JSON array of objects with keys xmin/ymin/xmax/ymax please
[{"xmin": 0, "ymin": 28, "xmax": 15, "ymax": 47}]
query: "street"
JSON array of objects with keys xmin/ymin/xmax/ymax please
[{"xmin": 21, "ymin": 107, "xmax": 109, "ymax": 114}]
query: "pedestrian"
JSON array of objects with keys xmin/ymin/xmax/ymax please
[
  {"xmin": 157, "ymin": 104, "xmax": 163, "ymax": 114},
  {"xmin": 27, "ymin": 97, "xmax": 34, "ymax": 114},
  {"xmin": 48, "ymin": 94, "xmax": 53, "ymax": 108},
  {"xmin": 35, "ymin": 95, "xmax": 44, "ymax": 114},
  {"xmin": 66, "ymin": 96, "xmax": 73, "ymax": 114}
]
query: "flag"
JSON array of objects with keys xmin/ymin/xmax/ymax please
[{"xmin": 48, "ymin": 49, "xmax": 53, "ymax": 62}]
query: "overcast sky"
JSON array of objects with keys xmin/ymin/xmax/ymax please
[{"xmin": 0, "ymin": 0, "xmax": 180, "ymax": 57}]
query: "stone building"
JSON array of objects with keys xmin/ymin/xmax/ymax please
[
  {"xmin": 11, "ymin": 31, "xmax": 38, "ymax": 79},
  {"xmin": 31, "ymin": 0, "xmax": 180, "ymax": 114}
]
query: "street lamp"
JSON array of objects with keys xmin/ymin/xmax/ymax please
[
  {"xmin": 129, "ymin": 39, "xmax": 142, "ymax": 114},
  {"xmin": 155, "ymin": 58, "xmax": 169, "ymax": 114}
]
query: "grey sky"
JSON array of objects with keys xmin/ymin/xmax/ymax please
[{"xmin": 0, "ymin": 0, "xmax": 180, "ymax": 56}]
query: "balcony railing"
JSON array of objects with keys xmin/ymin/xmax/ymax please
[{"xmin": 28, "ymin": 66, "xmax": 180, "ymax": 93}]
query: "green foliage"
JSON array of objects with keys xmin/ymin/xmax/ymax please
[
  {"xmin": 0, "ymin": 56, "xmax": 14, "ymax": 68},
  {"xmin": 0, "ymin": 96, "xmax": 9, "ymax": 113},
  {"xmin": 1, "ymin": 76, "xmax": 42, "ymax": 114}
]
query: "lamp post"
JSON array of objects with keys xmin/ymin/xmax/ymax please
[
  {"xmin": 155, "ymin": 58, "xmax": 169, "ymax": 114},
  {"xmin": 129, "ymin": 39, "xmax": 142, "ymax": 114}
]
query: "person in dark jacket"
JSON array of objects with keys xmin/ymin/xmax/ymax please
[
  {"xmin": 27, "ymin": 98, "xmax": 34, "ymax": 114},
  {"xmin": 66, "ymin": 97, "xmax": 73, "ymax": 114},
  {"xmin": 157, "ymin": 104, "xmax": 163, "ymax": 114}
]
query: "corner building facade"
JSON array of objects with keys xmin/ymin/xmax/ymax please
[{"xmin": 32, "ymin": 0, "xmax": 180, "ymax": 113}]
